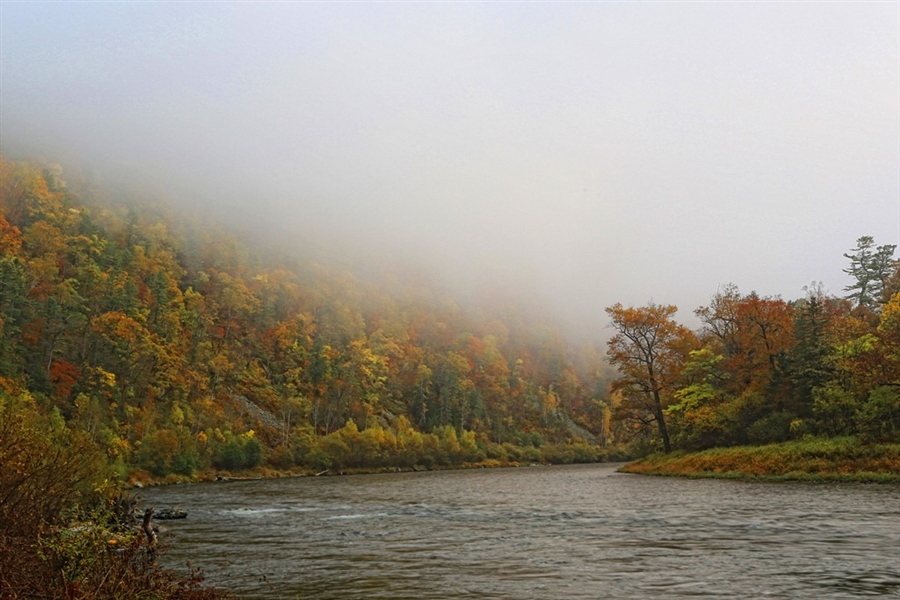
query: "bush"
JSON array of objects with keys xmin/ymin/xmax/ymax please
[
  {"xmin": 318, "ymin": 432, "xmax": 353, "ymax": 470},
  {"xmin": 519, "ymin": 431, "xmax": 545, "ymax": 448},
  {"xmin": 856, "ymin": 386, "xmax": 900, "ymax": 442},
  {"xmin": 812, "ymin": 384, "xmax": 859, "ymax": 436},
  {"xmin": 0, "ymin": 392, "xmax": 107, "ymax": 537},
  {"xmin": 213, "ymin": 440, "xmax": 245, "ymax": 471},
  {"xmin": 171, "ymin": 449, "xmax": 200, "ymax": 476},
  {"xmin": 137, "ymin": 430, "xmax": 180, "ymax": 476},
  {"xmin": 540, "ymin": 441, "xmax": 602, "ymax": 464},
  {"xmin": 747, "ymin": 412, "xmax": 795, "ymax": 445},
  {"xmin": 483, "ymin": 441, "xmax": 509, "ymax": 462},
  {"xmin": 518, "ymin": 445, "xmax": 543, "ymax": 463},
  {"xmin": 243, "ymin": 437, "xmax": 263, "ymax": 468},
  {"xmin": 267, "ymin": 445, "xmax": 295, "ymax": 469},
  {"xmin": 304, "ymin": 445, "xmax": 333, "ymax": 471},
  {"xmin": 0, "ymin": 391, "xmax": 230, "ymax": 599},
  {"xmin": 136, "ymin": 428, "xmax": 201, "ymax": 476}
]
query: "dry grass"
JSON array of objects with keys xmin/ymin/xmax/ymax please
[{"xmin": 620, "ymin": 437, "xmax": 900, "ymax": 482}]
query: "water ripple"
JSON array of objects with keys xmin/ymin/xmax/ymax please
[{"xmin": 143, "ymin": 465, "xmax": 900, "ymax": 599}]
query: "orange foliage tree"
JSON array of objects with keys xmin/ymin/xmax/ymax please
[{"xmin": 605, "ymin": 303, "xmax": 697, "ymax": 453}]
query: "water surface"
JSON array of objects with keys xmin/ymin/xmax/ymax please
[{"xmin": 141, "ymin": 464, "xmax": 900, "ymax": 599}]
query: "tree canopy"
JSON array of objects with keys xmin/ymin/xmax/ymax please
[{"xmin": 607, "ymin": 246, "xmax": 899, "ymax": 452}]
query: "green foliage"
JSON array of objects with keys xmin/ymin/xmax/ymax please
[
  {"xmin": 855, "ymin": 386, "xmax": 900, "ymax": 443},
  {"xmin": 540, "ymin": 440, "xmax": 604, "ymax": 464},
  {"xmin": 812, "ymin": 384, "xmax": 859, "ymax": 437},
  {"xmin": 651, "ymin": 250, "xmax": 899, "ymax": 455},
  {"xmin": 267, "ymin": 445, "xmax": 296, "ymax": 469},
  {"xmin": 746, "ymin": 412, "xmax": 795, "ymax": 445},
  {"xmin": 214, "ymin": 440, "xmax": 246, "ymax": 471},
  {"xmin": 137, "ymin": 429, "xmax": 180, "ymax": 476},
  {"xmin": 666, "ymin": 349, "xmax": 732, "ymax": 450},
  {"xmin": 38, "ymin": 508, "xmax": 137, "ymax": 594},
  {"xmin": 243, "ymin": 437, "xmax": 263, "ymax": 468},
  {"xmin": 171, "ymin": 449, "xmax": 201, "ymax": 476},
  {"xmin": 843, "ymin": 236, "xmax": 897, "ymax": 310}
]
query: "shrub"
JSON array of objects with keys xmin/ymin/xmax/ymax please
[
  {"xmin": 304, "ymin": 446, "xmax": 333, "ymax": 471},
  {"xmin": 243, "ymin": 437, "xmax": 263, "ymax": 468},
  {"xmin": 518, "ymin": 445, "xmax": 543, "ymax": 463},
  {"xmin": 267, "ymin": 445, "xmax": 295, "ymax": 469},
  {"xmin": 0, "ymin": 391, "xmax": 230, "ymax": 599},
  {"xmin": 0, "ymin": 392, "xmax": 107, "ymax": 537},
  {"xmin": 171, "ymin": 449, "xmax": 200, "ymax": 476},
  {"xmin": 136, "ymin": 428, "xmax": 201, "ymax": 476},
  {"xmin": 747, "ymin": 412, "xmax": 795, "ymax": 445},
  {"xmin": 137, "ymin": 429, "xmax": 180, "ymax": 476},
  {"xmin": 214, "ymin": 440, "xmax": 245, "ymax": 471},
  {"xmin": 856, "ymin": 386, "xmax": 900, "ymax": 442},
  {"xmin": 812, "ymin": 384, "xmax": 859, "ymax": 436},
  {"xmin": 483, "ymin": 441, "xmax": 509, "ymax": 462},
  {"xmin": 519, "ymin": 431, "xmax": 545, "ymax": 448}
]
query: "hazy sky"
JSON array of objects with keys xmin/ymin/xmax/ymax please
[{"xmin": 2, "ymin": 2, "xmax": 898, "ymax": 338}]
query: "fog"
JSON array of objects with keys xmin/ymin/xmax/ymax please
[{"xmin": 2, "ymin": 3, "xmax": 898, "ymax": 340}]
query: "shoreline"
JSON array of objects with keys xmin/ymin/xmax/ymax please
[
  {"xmin": 129, "ymin": 437, "xmax": 900, "ymax": 488},
  {"xmin": 128, "ymin": 457, "xmax": 612, "ymax": 488},
  {"xmin": 618, "ymin": 437, "xmax": 900, "ymax": 483}
]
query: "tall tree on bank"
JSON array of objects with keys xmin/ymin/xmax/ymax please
[
  {"xmin": 843, "ymin": 236, "xmax": 897, "ymax": 311},
  {"xmin": 605, "ymin": 303, "xmax": 697, "ymax": 453}
]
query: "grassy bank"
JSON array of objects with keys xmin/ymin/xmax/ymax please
[{"xmin": 619, "ymin": 437, "xmax": 900, "ymax": 483}]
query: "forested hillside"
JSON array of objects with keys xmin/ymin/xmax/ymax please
[
  {"xmin": 0, "ymin": 157, "xmax": 612, "ymax": 480},
  {"xmin": 2, "ymin": 155, "xmax": 897, "ymax": 482}
]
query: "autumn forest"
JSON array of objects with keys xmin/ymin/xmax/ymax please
[{"xmin": 1, "ymin": 157, "xmax": 899, "ymax": 483}]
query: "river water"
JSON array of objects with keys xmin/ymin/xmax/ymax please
[{"xmin": 140, "ymin": 464, "xmax": 900, "ymax": 599}]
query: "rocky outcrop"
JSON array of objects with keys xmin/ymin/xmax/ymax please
[
  {"xmin": 153, "ymin": 508, "xmax": 188, "ymax": 520},
  {"xmin": 226, "ymin": 391, "xmax": 282, "ymax": 431}
]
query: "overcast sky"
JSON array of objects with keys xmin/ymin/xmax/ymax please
[{"xmin": 2, "ymin": 2, "xmax": 898, "ymax": 339}]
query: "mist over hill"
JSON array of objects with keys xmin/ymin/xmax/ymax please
[
  {"xmin": 2, "ymin": 3, "xmax": 897, "ymax": 342},
  {"xmin": 1, "ymin": 157, "xmax": 618, "ymax": 478}
]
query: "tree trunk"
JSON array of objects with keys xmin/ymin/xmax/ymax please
[{"xmin": 652, "ymin": 392, "xmax": 672, "ymax": 454}]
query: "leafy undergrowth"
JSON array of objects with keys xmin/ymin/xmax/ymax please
[
  {"xmin": 619, "ymin": 437, "xmax": 900, "ymax": 483},
  {"xmin": 1, "ymin": 393, "xmax": 233, "ymax": 599}
]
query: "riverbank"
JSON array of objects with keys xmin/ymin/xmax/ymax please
[
  {"xmin": 619, "ymin": 437, "xmax": 900, "ymax": 483},
  {"xmin": 128, "ymin": 454, "xmax": 626, "ymax": 487}
]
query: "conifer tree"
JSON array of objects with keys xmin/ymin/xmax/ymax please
[{"xmin": 843, "ymin": 236, "xmax": 897, "ymax": 310}]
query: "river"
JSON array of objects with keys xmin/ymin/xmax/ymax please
[{"xmin": 140, "ymin": 464, "xmax": 900, "ymax": 599}]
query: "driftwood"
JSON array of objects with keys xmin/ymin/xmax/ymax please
[{"xmin": 141, "ymin": 508, "xmax": 157, "ymax": 552}]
